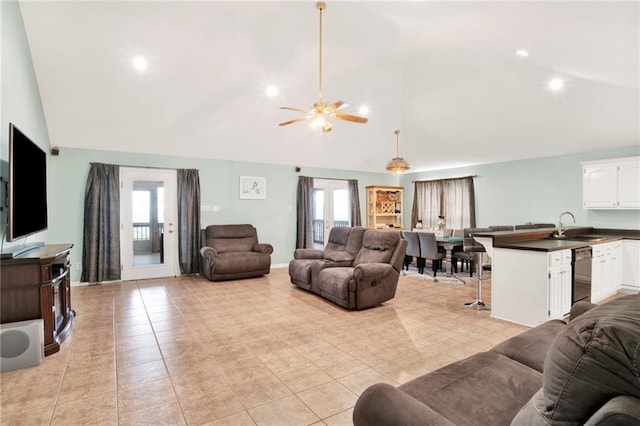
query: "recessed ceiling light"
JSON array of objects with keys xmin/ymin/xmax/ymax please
[
  {"xmin": 359, "ymin": 106, "xmax": 369, "ymax": 115},
  {"xmin": 132, "ymin": 56, "xmax": 148, "ymax": 71},
  {"xmin": 266, "ymin": 85, "xmax": 278, "ymax": 97},
  {"xmin": 548, "ymin": 78, "xmax": 564, "ymax": 92},
  {"xmin": 516, "ymin": 49, "xmax": 529, "ymax": 57}
]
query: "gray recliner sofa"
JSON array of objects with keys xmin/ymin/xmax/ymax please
[
  {"xmin": 289, "ymin": 227, "xmax": 407, "ymax": 310},
  {"xmin": 200, "ymin": 224, "xmax": 273, "ymax": 281},
  {"xmin": 354, "ymin": 293, "xmax": 640, "ymax": 425}
]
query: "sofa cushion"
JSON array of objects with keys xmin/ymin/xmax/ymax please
[
  {"xmin": 212, "ymin": 252, "xmax": 270, "ymax": 274},
  {"xmin": 399, "ymin": 351, "xmax": 543, "ymax": 426},
  {"xmin": 205, "ymin": 224, "xmax": 258, "ymax": 253},
  {"xmin": 512, "ymin": 294, "xmax": 640, "ymax": 425},
  {"xmin": 288, "ymin": 259, "xmax": 315, "ymax": 286},
  {"xmin": 324, "ymin": 251, "xmax": 355, "ymax": 262},
  {"xmin": 317, "ymin": 267, "xmax": 353, "ymax": 305},
  {"xmin": 354, "ymin": 231, "xmax": 399, "ymax": 266},
  {"xmin": 490, "ymin": 319, "xmax": 566, "ymax": 373}
]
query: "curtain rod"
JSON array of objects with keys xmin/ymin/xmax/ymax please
[
  {"xmin": 411, "ymin": 174, "xmax": 477, "ymax": 183},
  {"xmin": 91, "ymin": 162, "xmax": 199, "ymax": 171}
]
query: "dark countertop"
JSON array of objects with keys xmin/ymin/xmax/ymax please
[{"xmin": 474, "ymin": 227, "xmax": 640, "ymax": 252}]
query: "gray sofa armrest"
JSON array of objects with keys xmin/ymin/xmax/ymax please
[
  {"xmin": 353, "ymin": 263, "xmax": 394, "ymax": 283},
  {"xmin": 569, "ymin": 300, "xmax": 597, "ymax": 322},
  {"xmin": 254, "ymin": 243, "xmax": 274, "ymax": 254},
  {"xmin": 293, "ymin": 248, "xmax": 324, "ymax": 259},
  {"xmin": 200, "ymin": 246, "xmax": 218, "ymax": 262},
  {"xmin": 353, "ymin": 383, "xmax": 455, "ymax": 426},
  {"xmin": 585, "ymin": 395, "xmax": 640, "ymax": 426}
]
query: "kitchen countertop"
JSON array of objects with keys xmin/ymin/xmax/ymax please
[{"xmin": 474, "ymin": 227, "xmax": 639, "ymax": 252}]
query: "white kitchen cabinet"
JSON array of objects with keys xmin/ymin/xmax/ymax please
[
  {"xmin": 548, "ymin": 260, "xmax": 572, "ymax": 320},
  {"xmin": 591, "ymin": 241, "xmax": 622, "ymax": 303},
  {"xmin": 491, "ymin": 248, "xmax": 572, "ymax": 327},
  {"xmin": 622, "ymin": 240, "xmax": 640, "ymax": 292},
  {"xmin": 582, "ymin": 157, "xmax": 640, "ymax": 209}
]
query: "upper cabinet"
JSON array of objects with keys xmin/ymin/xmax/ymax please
[
  {"xmin": 582, "ymin": 156, "xmax": 640, "ymax": 209},
  {"xmin": 366, "ymin": 185, "xmax": 404, "ymax": 229}
]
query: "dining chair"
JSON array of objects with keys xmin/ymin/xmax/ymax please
[
  {"xmin": 401, "ymin": 230, "xmax": 421, "ymax": 271},
  {"xmin": 417, "ymin": 232, "xmax": 444, "ymax": 277}
]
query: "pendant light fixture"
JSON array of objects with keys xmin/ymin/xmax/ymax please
[{"xmin": 386, "ymin": 129, "xmax": 410, "ymax": 174}]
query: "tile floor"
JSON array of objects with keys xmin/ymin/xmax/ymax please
[{"xmin": 1, "ymin": 267, "xmax": 532, "ymax": 425}]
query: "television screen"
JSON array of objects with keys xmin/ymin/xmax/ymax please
[{"xmin": 8, "ymin": 123, "xmax": 48, "ymax": 241}]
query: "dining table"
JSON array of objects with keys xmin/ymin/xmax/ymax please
[{"xmin": 436, "ymin": 236, "xmax": 464, "ymax": 275}]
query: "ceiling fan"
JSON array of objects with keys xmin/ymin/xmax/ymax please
[{"xmin": 279, "ymin": 2, "xmax": 368, "ymax": 132}]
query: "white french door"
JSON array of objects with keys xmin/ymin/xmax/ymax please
[
  {"xmin": 120, "ymin": 167, "xmax": 178, "ymax": 280},
  {"xmin": 313, "ymin": 179, "xmax": 350, "ymax": 249}
]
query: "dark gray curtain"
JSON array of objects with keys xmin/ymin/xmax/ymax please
[
  {"xmin": 348, "ymin": 179, "xmax": 361, "ymax": 226},
  {"xmin": 81, "ymin": 163, "xmax": 120, "ymax": 283},
  {"xmin": 177, "ymin": 169, "xmax": 201, "ymax": 274},
  {"xmin": 296, "ymin": 176, "xmax": 314, "ymax": 249}
]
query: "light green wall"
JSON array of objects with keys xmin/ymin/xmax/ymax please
[
  {"xmin": 47, "ymin": 148, "xmax": 397, "ymax": 282},
  {"xmin": 0, "ymin": 0, "xmax": 52, "ymax": 250},
  {"xmin": 399, "ymin": 146, "xmax": 640, "ymax": 230}
]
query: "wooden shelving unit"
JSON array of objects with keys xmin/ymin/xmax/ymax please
[{"xmin": 366, "ymin": 185, "xmax": 404, "ymax": 230}]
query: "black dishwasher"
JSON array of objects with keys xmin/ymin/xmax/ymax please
[{"xmin": 572, "ymin": 247, "xmax": 592, "ymax": 304}]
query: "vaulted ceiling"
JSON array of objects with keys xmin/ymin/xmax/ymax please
[{"xmin": 19, "ymin": 1, "xmax": 639, "ymax": 173}]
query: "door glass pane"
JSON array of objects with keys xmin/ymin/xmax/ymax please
[
  {"xmin": 333, "ymin": 189, "xmax": 349, "ymax": 227},
  {"xmin": 313, "ymin": 189, "xmax": 324, "ymax": 245},
  {"xmin": 132, "ymin": 180, "xmax": 164, "ymax": 267}
]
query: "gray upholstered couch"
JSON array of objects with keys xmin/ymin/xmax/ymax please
[
  {"xmin": 200, "ymin": 224, "xmax": 273, "ymax": 281},
  {"xmin": 354, "ymin": 293, "xmax": 640, "ymax": 425},
  {"xmin": 289, "ymin": 227, "xmax": 407, "ymax": 310}
]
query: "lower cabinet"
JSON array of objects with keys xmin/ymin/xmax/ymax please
[
  {"xmin": 622, "ymin": 240, "xmax": 640, "ymax": 292},
  {"xmin": 492, "ymin": 248, "xmax": 572, "ymax": 327},
  {"xmin": 592, "ymin": 241, "xmax": 623, "ymax": 303}
]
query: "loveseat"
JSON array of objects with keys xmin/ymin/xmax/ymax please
[
  {"xmin": 354, "ymin": 293, "xmax": 640, "ymax": 425},
  {"xmin": 289, "ymin": 227, "xmax": 407, "ymax": 310},
  {"xmin": 200, "ymin": 224, "xmax": 273, "ymax": 281}
]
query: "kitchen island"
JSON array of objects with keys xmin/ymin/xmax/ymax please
[{"xmin": 473, "ymin": 228, "xmax": 639, "ymax": 327}]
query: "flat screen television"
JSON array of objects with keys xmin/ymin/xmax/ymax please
[{"xmin": 7, "ymin": 123, "xmax": 48, "ymax": 241}]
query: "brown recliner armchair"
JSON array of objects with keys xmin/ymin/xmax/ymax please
[
  {"xmin": 316, "ymin": 229, "xmax": 407, "ymax": 310},
  {"xmin": 200, "ymin": 224, "xmax": 273, "ymax": 281}
]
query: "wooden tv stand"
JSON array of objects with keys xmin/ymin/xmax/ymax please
[{"xmin": 1, "ymin": 244, "xmax": 74, "ymax": 356}]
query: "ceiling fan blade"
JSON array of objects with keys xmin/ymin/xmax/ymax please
[
  {"xmin": 324, "ymin": 100, "xmax": 348, "ymax": 113},
  {"xmin": 280, "ymin": 106, "xmax": 311, "ymax": 114},
  {"xmin": 335, "ymin": 113, "xmax": 368, "ymax": 124},
  {"xmin": 278, "ymin": 116, "xmax": 309, "ymax": 126}
]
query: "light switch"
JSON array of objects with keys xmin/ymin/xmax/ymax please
[
  {"xmin": 211, "ymin": 205, "xmax": 221, "ymax": 212},
  {"xmin": 201, "ymin": 205, "xmax": 212, "ymax": 212}
]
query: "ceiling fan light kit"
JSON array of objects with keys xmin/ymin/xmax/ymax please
[
  {"xmin": 279, "ymin": 2, "xmax": 368, "ymax": 132},
  {"xmin": 386, "ymin": 129, "xmax": 410, "ymax": 174}
]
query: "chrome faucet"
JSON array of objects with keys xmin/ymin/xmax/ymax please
[{"xmin": 557, "ymin": 211, "xmax": 576, "ymax": 238}]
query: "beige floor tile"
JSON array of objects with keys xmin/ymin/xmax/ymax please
[
  {"xmin": 230, "ymin": 372, "xmax": 293, "ymax": 408},
  {"xmin": 51, "ymin": 390, "xmax": 117, "ymax": 425},
  {"xmin": 337, "ymin": 368, "xmax": 400, "ymax": 396},
  {"xmin": 116, "ymin": 359, "xmax": 168, "ymax": 389},
  {"xmin": 323, "ymin": 408, "xmax": 355, "ymax": 426},
  {"xmin": 200, "ymin": 410, "xmax": 257, "ymax": 426},
  {"xmin": 117, "ymin": 399, "xmax": 186, "ymax": 425},
  {"xmin": 117, "ymin": 377, "xmax": 178, "ymax": 414},
  {"xmin": 179, "ymin": 386, "xmax": 245, "ymax": 425},
  {"xmin": 275, "ymin": 364, "xmax": 334, "ymax": 393},
  {"xmin": 248, "ymin": 395, "xmax": 320, "ymax": 426},
  {"xmin": 296, "ymin": 381, "xmax": 358, "ymax": 420}
]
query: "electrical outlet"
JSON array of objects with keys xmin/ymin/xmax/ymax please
[{"xmin": 76, "ymin": 264, "xmax": 82, "ymax": 271}]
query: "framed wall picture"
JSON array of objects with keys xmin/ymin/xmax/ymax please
[{"xmin": 239, "ymin": 176, "xmax": 266, "ymax": 200}]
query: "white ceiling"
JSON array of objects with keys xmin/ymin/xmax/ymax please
[{"xmin": 19, "ymin": 1, "xmax": 639, "ymax": 173}]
